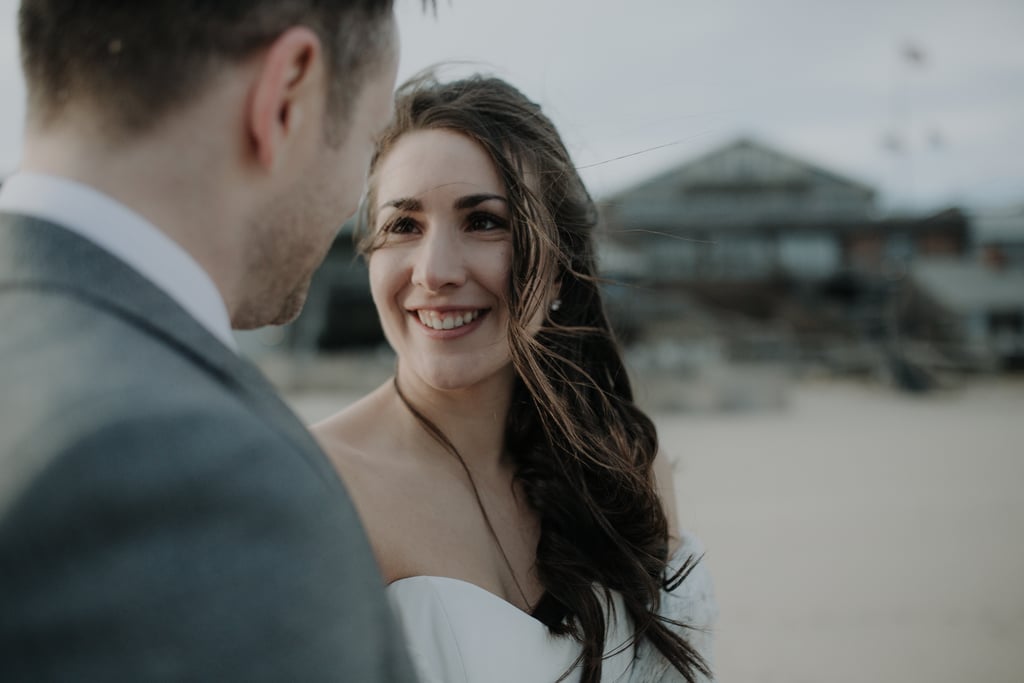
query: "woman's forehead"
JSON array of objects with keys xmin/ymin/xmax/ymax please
[{"xmin": 375, "ymin": 129, "xmax": 506, "ymax": 204}]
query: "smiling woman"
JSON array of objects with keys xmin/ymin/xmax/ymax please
[
  {"xmin": 312, "ymin": 74, "xmax": 716, "ymax": 683},
  {"xmin": 367, "ymin": 128, "xmax": 518, "ymax": 392}
]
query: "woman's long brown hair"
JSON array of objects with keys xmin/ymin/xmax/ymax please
[{"xmin": 360, "ymin": 73, "xmax": 711, "ymax": 683}]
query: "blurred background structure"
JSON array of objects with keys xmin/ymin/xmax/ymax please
[{"xmin": 2, "ymin": 1, "xmax": 1022, "ymax": 681}]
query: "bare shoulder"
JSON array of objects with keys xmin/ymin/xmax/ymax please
[
  {"xmin": 308, "ymin": 382, "xmax": 425, "ymax": 580},
  {"xmin": 311, "ymin": 383, "xmax": 393, "ymax": 471}
]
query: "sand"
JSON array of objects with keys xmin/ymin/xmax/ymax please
[
  {"xmin": 663, "ymin": 379, "xmax": 1024, "ymax": 683},
  {"xmin": 287, "ymin": 378, "xmax": 1024, "ymax": 682}
]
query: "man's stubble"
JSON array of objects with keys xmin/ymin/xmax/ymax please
[{"xmin": 231, "ymin": 178, "xmax": 339, "ymax": 330}]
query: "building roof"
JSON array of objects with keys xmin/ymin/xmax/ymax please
[
  {"xmin": 911, "ymin": 259, "xmax": 1024, "ymax": 314},
  {"xmin": 609, "ymin": 137, "xmax": 876, "ymax": 200},
  {"xmin": 601, "ymin": 138, "xmax": 878, "ymax": 233}
]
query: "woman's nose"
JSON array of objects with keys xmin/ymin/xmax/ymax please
[{"xmin": 411, "ymin": 228, "xmax": 467, "ymax": 292}]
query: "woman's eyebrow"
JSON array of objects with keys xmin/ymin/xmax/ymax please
[
  {"xmin": 454, "ymin": 193, "xmax": 507, "ymax": 210},
  {"xmin": 380, "ymin": 197, "xmax": 423, "ymax": 212}
]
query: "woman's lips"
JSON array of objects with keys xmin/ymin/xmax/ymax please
[
  {"xmin": 414, "ymin": 308, "xmax": 485, "ymax": 330},
  {"xmin": 409, "ymin": 308, "xmax": 490, "ymax": 337}
]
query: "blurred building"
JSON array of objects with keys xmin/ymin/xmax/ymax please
[
  {"xmin": 974, "ymin": 204, "xmax": 1024, "ymax": 271},
  {"xmin": 599, "ymin": 138, "xmax": 968, "ymax": 284},
  {"xmin": 595, "ymin": 138, "xmax": 1002, "ymax": 379},
  {"xmin": 905, "ymin": 260, "xmax": 1024, "ymax": 370},
  {"xmin": 897, "ymin": 204, "xmax": 1024, "ymax": 370}
]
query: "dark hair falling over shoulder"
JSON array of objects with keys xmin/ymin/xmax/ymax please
[{"xmin": 361, "ymin": 72, "xmax": 711, "ymax": 683}]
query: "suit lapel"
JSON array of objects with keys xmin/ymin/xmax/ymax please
[{"xmin": 0, "ymin": 212, "xmax": 342, "ymax": 488}]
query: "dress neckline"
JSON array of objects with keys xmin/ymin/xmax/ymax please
[
  {"xmin": 387, "ymin": 574, "xmax": 548, "ymax": 625},
  {"xmin": 387, "ymin": 574, "xmax": 643, "ymax": 683}
]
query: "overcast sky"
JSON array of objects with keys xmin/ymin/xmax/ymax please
[{"xmin": 2, "ymin": 0, "xmax": 1022, "ymax": 213}]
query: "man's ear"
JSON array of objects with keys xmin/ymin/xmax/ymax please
[{"xmin": 247, "ymin": 26, "xmax": 323, "ymax": 170}]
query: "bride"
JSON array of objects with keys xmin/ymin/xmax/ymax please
[{"xmin": 313, "ymin": 73, "xmax": 716, "ymax": 682}]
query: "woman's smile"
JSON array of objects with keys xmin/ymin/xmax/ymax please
[{"xmin": 409, "ymin": 307, "xmax": 491, "ymax": 337}]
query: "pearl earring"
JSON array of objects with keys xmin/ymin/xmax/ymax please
[{"xmin": 550, "ymin": 298, "xmax": 562, "ymax": 312}]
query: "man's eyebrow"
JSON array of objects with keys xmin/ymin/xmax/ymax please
[
  {"xmin": 380, "ymin": 197, "xmax": 422, "ymax": 212},
  {"xmin": 454, "ymin": 194, "xmax": 507, "ymax": 210}
]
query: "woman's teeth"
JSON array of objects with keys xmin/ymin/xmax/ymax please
[{"xmin": 416, "ymin": 310, "xmax": 481, "ymax": 331}]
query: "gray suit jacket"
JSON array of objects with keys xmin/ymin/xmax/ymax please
[{"xmin": 0, "ymin": 213, "xmax": 417, "ymax": 682}]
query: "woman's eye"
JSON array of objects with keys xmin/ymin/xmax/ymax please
[
  {"xmin": 467, "ymin": 212, "xmax": 507, "ymax": 232},
  {"xmin": 382, "ymin": 216, "xmax": 419, "ymax": 235}
]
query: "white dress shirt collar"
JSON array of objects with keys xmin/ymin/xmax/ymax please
[{"xmin": 0, "ymin": 172, "xmax": 237, "ymax": 350}]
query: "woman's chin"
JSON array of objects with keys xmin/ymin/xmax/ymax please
[
  {"xmin": 401, "ymin": 362, "xmax": 514, "ymax": 396},
  {"xmin": 424, "ymin": 372, "xmax": 478, "ymax": 393}
]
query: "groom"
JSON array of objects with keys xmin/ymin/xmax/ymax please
[{"xmin": 0, "ymin": 2, "xmax": 425, "ymax": 681}]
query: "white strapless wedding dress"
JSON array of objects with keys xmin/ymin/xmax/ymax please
[{"xmin": 387, "ymin": 532, "xmax": 717, "ymax": 683}]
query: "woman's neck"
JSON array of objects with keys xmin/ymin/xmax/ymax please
[{"xmin": 391, "ymin": 367, "xmax": 515, "ymax": 476}]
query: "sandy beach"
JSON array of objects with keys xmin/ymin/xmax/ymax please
[
  {"xmin": 287, "ymin": 377, "xmax": 1024, "ymax": 682},
  {"xmin": 663, "ymin": 379, "xmax": 1024, "ymax": 683}
]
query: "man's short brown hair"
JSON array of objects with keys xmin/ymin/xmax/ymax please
[{"xmin": 18, "ymin": 1, "xmax": 409, "ymax": 141}]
